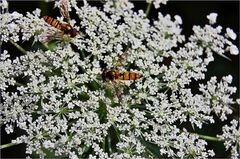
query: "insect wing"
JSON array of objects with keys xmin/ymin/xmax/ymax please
[
  {"xmin": 39, "ymin": 29, "xmax": 64, "ymax": 44},
  {"xmin": 59, "ymin": 0, "xmax": 70, "ymax": 22}
]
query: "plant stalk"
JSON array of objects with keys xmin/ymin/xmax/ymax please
[
  {"xmin": 197, "ymin": 134, "xmax": 220, "ymax": 142},
  {"xmin": 10, "ymin": 40, "xmax": 26, "ymax": 55},
  {"xmin": 0, "ymin": 142, "xmax": 19, "ymax": 149},
  {"xmin": 145, "ymin": 3, "xmax": 152, "ymax": 17}
]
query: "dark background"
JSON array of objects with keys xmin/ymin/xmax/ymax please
[{"xmin": 1, "ymin": 0, "xmax": 239, "ymax": 158}]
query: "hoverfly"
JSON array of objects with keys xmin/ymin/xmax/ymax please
[
  {"xmin": 40, "ymin": 0, "xmax": 80, "ymax": 43},
  {"xmin": 101, "ymin": 47, "xmax": 140, "ymax": 101},
  {"xmin": 102, "ymin": 69, "xmax": 140, "ymax": 82},
  {"xmin": 43, "ymin": 16, "xmax": 79, "ymax": 38},
  {"xmin": 102, "ymin": 48, "xmax": 140, "ymax": 82},
  {"xmin": 101, "ymin": 69, "xmax": 140, "ymax": 102}
]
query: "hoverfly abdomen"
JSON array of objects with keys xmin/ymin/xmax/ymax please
[
  {"xmin": 117, "ymin": 71, "xmax": 140, "ymax": 80},
  {"xmin": 43, "ymin": 16, "xmax": 62, "ymax": 30},
  {"xmin": 43, "ymin": 16, "xmax": 79, "ymax": 38},
  {"xmin": 102, "ymin": 70, "xmax": 140, "ymax": 81}
]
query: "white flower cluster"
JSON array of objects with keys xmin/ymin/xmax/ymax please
[
  {"xmin": 199, "ymin": 75, "xmax": 236, "ymax": 121},
  {"xmin": 146, "ymin": 0, "xmax": 168, "ymax": 9},
  {"xmin": 0, "ymin": 8, "xmax": 45, "ymax": 42},
  {"xmin": 0, "ymin": 0, "xmax": 239, "ymax": 158},
  {"xmin": 217, "ymin": 120, "xmax": 240, "ymax": 159},
  {"xmin": 206, "ymin": 13, "xmax": 238, "ymax": 56}
]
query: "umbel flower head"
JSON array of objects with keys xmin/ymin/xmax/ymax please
[{"xmin": 0, "ymin": 0, "xmax": 239, "ymax": 158}]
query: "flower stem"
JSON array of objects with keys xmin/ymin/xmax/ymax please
[
  {"xmin": 103, "ymin": 137, "xmax": 106, "ymax": 152},
  {"xmin": 15, "ymin": 82, "xmax": 24, "ymax": 87},
  {"xmin": 80, "ymin": 49, "xmax": 86, "ymax": 60},
  {"xmin": 197, "ymin": 134, "xmax": 220, "ymax": 142},
  {"xmin": 108, "ymin": 133, "xmax": 112, "ymax": 154},
  {"xmin": 0, "ymin": 142, "xmax": 19, "ymax": 149},
  {"xmin": 216, "ymin": 52, "xmax": 231, "ymax": 61},
  {"xmin": 112, "ymin": 123, "xmax": 121, "ymax": 142},
  {"xmin": 10, "ymin": 40, "xmax": 26, "ymax": 55},
  {"xmin": 145, "ymin": 3, "xmax": 152, "ymax": 17}
]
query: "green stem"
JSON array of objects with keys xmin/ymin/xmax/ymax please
[
  {"xmin": 164, "ymin": 87, "xmax": 170, "ymax": 93},
  {"xmin": 10, "ymin": 40, "xmax": 26, "ymax": 55},
  {"xmin": 15, "ymin": 82, "xmax": 24, "ymax": 87},
  {"xmin": 112, "ymin": 123, "xmax": 121, "ymax": 142},
  {"xmin": 0, "ymin": 143, "xmax": 19, "ymax": 149},
  {"xmin": 103, "ymin": 137, "xmax": 106, "ymax": 152},
  {"xmin": 216, "ymin": 52, "xmax": 231, "ymax": 61},
  {"xmin": 42, "ymin": 43, "xmax": 50, "ymax": 50},
  {"xmin": 108, "ymin": 134, "xmax": 112, "ymax": 154},
  {"xmin": 197, "ymin": 134, "xmax": 220, "ymax": 142},
  {"xmin": 80, "ymin": 49, "xmax": 86, "ymax": 59},
  {"xmin": 145, "ymin": 2, "xmax": 152, "ymax": 17}
]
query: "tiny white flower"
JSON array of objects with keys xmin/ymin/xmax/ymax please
[
  {"xmin": 43, "ymin": 140, "xmax": 55, "ymax": 148},
  {"xmin": 11, "ymin": 11, "xmax": 22, "ymax": 19},
  {"xmin": 216, "ymin": 26, "xmax": 222, "ymax": 32},
  {"xmin": 226, "ymin": 28, "xmax": 237, "ymax": 40},
  {"xmin": 174, "ymin": 15, "xmax": 182, "ymax": 25},
  {"xmin": 229, "ymin": 45, "xmax": 239, "ymax": 55},
  {"xmin": 236, "ymin": 99, "xmax": 240, "ymax": 105},
  {"xmin": 8, "ymin": 23, "xmax": 18, "ymax": 32},
  {"xmin": 5, "ymin": 124, "xmax": 14, "ymax": 134},
  {"xmin": 0, "ymin": 0, "xmax": 8, "ymax": 10},
  {"xmin": 224, "ymin": 75, "xmax": 233, "ymax": 83},
  {"xmin": 147, "ymin": 0, "xmax": 168, "ymax": 9},
  {"xmin": 207, "ymin": 13, "xmax": 218, "ymax": 24}
]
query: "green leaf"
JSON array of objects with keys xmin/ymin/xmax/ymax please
[
  {"xmin": 78, "ymin": 92, "xmax": 90, "ymax": 101},
  {"xmin": 87, "ymin": 80, "xmax": 100, "ymax": 91},
  {"xmin": 47, "ymin": 41, "xmax": 58, "ymax": 50},
  {"xmin": 129, "ymin": 104, "xmax": 146, "ymax": 110},
  {"xmin": 97, "ymin": 100, "xmax": 107, "ymax": 123},
  {"xmin": 141, "ymin": 140, "xmax": 161, "ymax": 158},
  {"xmin": 105, "ymin": 87, "xmax": 114, "ymax": 99}
]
